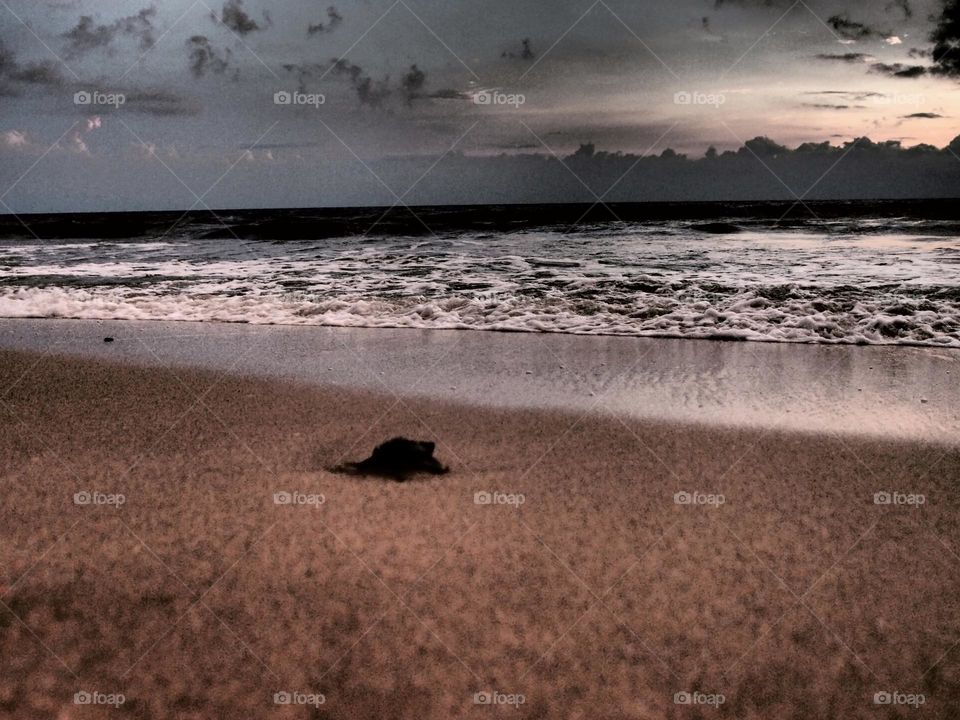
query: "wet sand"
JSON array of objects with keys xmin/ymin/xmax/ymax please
[
  {"xmin": 2, "ymin": 318, "xmax": 958, "ymax": 441},
  {"xmin": 0, "ymin": 345, "xmax": 958, "ymax": 719}
]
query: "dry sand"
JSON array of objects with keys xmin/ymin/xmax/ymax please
[{"xmin": 0, "ymin": 349, "xmax": 958, "ymax": 719}]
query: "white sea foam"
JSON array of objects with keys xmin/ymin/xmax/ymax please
[{"xmin": 1, "ymin": 224, "xmax": 958, "ymax": 346}]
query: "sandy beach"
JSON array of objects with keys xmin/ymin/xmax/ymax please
[
  {"xmin": 1, "ymin": 335, "xmax": 958, "ymax": 719},
  {"xmin": 4, "ymin": 0, "xmax": 960, "ymax": 716}
]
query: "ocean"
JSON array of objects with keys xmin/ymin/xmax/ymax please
[{"xmin": 1, "ymin": 200, "xmax": 958, "ymax": 346}]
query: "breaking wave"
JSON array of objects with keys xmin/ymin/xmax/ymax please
[{"xmin": 1, "ymin": 218, "xmax": 958, "ymax": 347}]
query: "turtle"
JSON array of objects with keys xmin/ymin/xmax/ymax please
[{"xmin": 332, "ymin": 437, "xmax": 449, "ymax": 482}]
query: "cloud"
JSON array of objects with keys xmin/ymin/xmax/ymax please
[
  {"xmin": 187, "ymin": 35, "xmax": 233, "ymax": 77},
  {"xmin": 308, "ymin": 6, "xmax": 342, "ymax": 36},
  {"xmin": 802, "ymin": 90, "xmax": 884, "ymax": 100},
  {"xmin": 281, "ymin": 62, "xmax": 326, "ymax": 92},
  {"xmin": 0, "ymin": 40, "xmax": 63, "ymax": 87},
  {"xmin": 801, "ymin": 103, "xmax": 866, "ymax": 110},
  {"xmin": 823, "ymin": 2, "xmax": 957, "ymax": 81},
  {"xmin": 2, "ymin": 119, "xmax": 98, "ymax": 157},
  {"xmin": 1, "ymin": 129, "xmax": 29, "ymax": 148},
  {"xmin": 283, "ymin": 58, "xmax": 396, "ymax": 107},
  {"xmin": 283, "ymin": 58, "xmax": 434, "ymax": 108},
  {"xmin": 819, "ymin": 2, "xmax": 959, "ymax": 81},
  {"xmin": 870, "ymin": 62, "xmax": 928, "ymax": 77},
  {"xmin": 327, "ymin": 59, "xmax": 391, "ymax": 106},
  {"xmin": 501, "ymin": 38, "xmax": 535, "ymax": 60},
  {"xmin": 61, "ymin": 6, "xmax": 157, "ymax": 57},
  {"xmin": 931, "ymin": 0, "xmax": 960, "ymax": 77},
  {"xmin": 827, "ymin": 13, "xmax": 891, "ymax": 41},
  {"xmin": 815, "ymin": 52, "xmax": 873, "ymax": 62},
  {"xmin": 902, "ymin": 112, "xmax": 944, "ymax": 118},
  {"xmin": 865, "ymin": 0, "xmax": 960, "ymax": 80},
  {"xmin": 0, "ymin": 42, "xmax": 13, "ymax": 74},
  {"xmin": 401, "ymin": 64, "xmax": 426, "ymax": 104},
  {"xmin": 211, "ymin": 0, "xmax": 269, "ymax": 36},
  {"xmin": 9, "ymin": 61, "xmax": 64, "ymax": 86},
  {"xmin": 67, "ymin": 130, "xmax": 90, "ymax": 155}
]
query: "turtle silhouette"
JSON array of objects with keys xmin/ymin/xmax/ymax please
[{"xmin": 332, "ymin": 437, "xmax": 449, "ymax": 481}]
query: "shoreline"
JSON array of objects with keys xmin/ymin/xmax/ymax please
[
  {"xmin": 0, "ymin": 349, "xmax": 957, "ymax": 718},
  {"xmin": 5, "ymin": 313, "xmax": 960, "ymax": 348},
  {"xmin": 1, "ymin": 318, "xmax": 957, "ymax": 443}
]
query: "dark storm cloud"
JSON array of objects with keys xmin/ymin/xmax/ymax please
[
  {"xmin": 826, "ymin": 14, "xmax": 891, "ymax": 41},
  {"xmin": 62, "ymin": 6, "xmax": 157, "ymax": 57},
  {"xmin": 282, "ymin": 58, "xmax": 431, "ymax": 107},
  {"xmin": 501, "ymin": 38, "xmax": 535, "ymax": 60},
  {"xmin": 9, "ymin": 62, "xmax": 63, "ymax": 85},
  {"xmin": 362, "ymin": 135, "xmax": 960, "ymax": 205},
  {"xmin": 0, "ymin": 40, "xmax": 63, "ymax": 87},
  {"xmin": 930, "ymin": 0, "xmax": 960, "ymax": 77},
  {"xmin": 815, "ymin": 52, "xmax": 872, "ymax": 62},
  {"xmin": 870, "ymin": 61, "xmax": 928, "ymax": 77},
  {"xmin": 327, "ymin": 59, "xmax": 391, "ymax": 105},
  {"xmin": 187, "ymin": 36, "xmax": 233, "ymax": 77},
  {"xmin": 401, "ymin": 64, "xmax": 426, "ymax": 104},
  {"xmin": 308, "ymin": 6, "xmax": 343, "ymax": 36},
  {"xmin": 211, "ymin": 0, "xmax": 269, "ymax": 36},
  {"xmin": 864, "ymin": 0, "xmax": 960, "ymax": 80}
]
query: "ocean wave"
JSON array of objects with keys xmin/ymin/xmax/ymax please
[
  {"xmin": 1, "ymin": 285, "xmax": 957, "ymax": 346},
  {"xmin": 2, "ymin": 219, "xmax": 959, "ymax": 347}
]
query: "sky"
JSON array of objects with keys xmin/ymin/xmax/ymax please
[{"xmin": 1, "ymin": 0, "xmax": 959, "ymax": 211}]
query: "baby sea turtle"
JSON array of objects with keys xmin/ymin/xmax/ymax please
[{"xmin": 332, "ymin": 437, "xmax": 449, "ymax": 482}]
